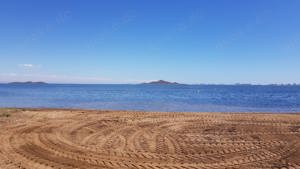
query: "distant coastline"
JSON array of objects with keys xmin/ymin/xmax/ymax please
[
  {"xmin": 0, "ymin": 81, "xmax": 299, "ymax": 86},
  {"xmin": 8, "ymin": 81, "xmax": 47, "ymax": 85}
]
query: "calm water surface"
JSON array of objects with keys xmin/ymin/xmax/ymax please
[{"xmin": 0, "ymin": 84, "xmax": 300, "ymax": 113}]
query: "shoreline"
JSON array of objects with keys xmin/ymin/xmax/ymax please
[{"xmin": 1, "ymin": 107, "xmax": 300, "ymax": 115}]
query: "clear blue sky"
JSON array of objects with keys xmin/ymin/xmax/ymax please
[{"xmin": 1, "ymin": 0, "xmax": 300, "ymax": 84}]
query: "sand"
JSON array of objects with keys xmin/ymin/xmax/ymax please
[{"xmin": 0, "ymin": 108, "xmax": 300, "ymax": 169}]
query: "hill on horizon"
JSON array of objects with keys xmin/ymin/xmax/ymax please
[{"xmin": 142, "ymin": 80, "xmax": 180, "ymax": 85}]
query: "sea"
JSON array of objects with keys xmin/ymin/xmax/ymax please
[{"xmin": 0, "ymin": 84, "xmax": 300, "ymax": 113}]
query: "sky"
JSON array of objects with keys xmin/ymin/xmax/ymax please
[{"xmin": 0, "ymin": 0, "xmax": 300, "ymax": 84}]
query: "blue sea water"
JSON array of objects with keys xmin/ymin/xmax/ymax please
[{"xmin": 0, "ymin": 84, "xmax": 300, "ymax": 113}]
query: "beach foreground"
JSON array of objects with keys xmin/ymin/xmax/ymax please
[{"xmin": 1, "ymin": 109, "xmax": 300, "ymax": 169}]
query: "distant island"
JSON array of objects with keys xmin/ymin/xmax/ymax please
[
  {"xmin": 142, "ymin": 80, "xmax": 180, "ymax": 85},
  {"xmin": 8, "ymin": 81, "xmax": 47, "ymax": 85}
]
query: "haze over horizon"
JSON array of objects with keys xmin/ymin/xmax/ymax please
[{"xmin": 1, "ymin": 0, "xmax": 300, "ymax": 84}]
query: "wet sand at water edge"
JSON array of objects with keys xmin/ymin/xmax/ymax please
[{"xmin": 1, "ymin": 108, "xmax": 300, "ymax": 169}]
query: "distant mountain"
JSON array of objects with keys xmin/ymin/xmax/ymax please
[
  {"xmin": 142, "ymin": 80, "xmax": 180, "ymax": 85},
  {"xmin": 8, "ymin": 81, "xmax": 47, "ymax": 85}
]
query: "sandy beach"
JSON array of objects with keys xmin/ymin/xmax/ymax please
[{"xmin": 0, "ymin": 108, "xmax": 300, "ymax": 169}]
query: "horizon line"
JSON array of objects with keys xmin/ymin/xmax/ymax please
[{"xmin": 1, "ymin": 81, "xmax": 300, "ymax": 86}]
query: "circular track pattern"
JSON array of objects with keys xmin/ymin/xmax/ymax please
[{"xmin": 1, "ymin": 109, "xmax": 300, "ymax": 169}]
